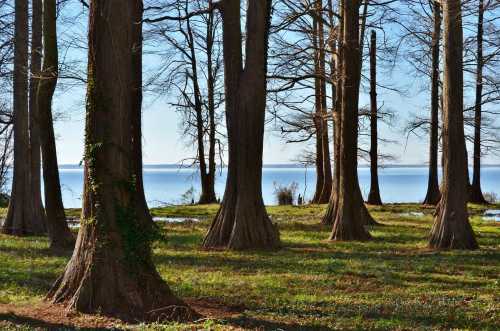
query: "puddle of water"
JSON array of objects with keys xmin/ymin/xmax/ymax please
[
  {"xmin": 153, "ymin": 217, "xmax": 200, "ymax": 223},
  {"xmin": 65, "ymin": 217, "xmax": 200, "ymax": 228},
  {"xmin": 399, "ymin": 212, "xmax": 425, "ymax": 218},
  {"xmin": 483, "ymin": 210, "xmax": 500, "ymax": 222}
]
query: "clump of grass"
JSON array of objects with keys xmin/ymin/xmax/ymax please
[{"xmin": 273, "ymin": 182, "xmax": 298, "ymax": 206}]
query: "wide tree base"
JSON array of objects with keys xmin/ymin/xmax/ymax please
[
  {"xmin": 47, "ymin": 247, "xmax": 198, "ymax": 322},
  {"xmin": 2, "ymin": 213, "xmax": 46, "ymax": 236},
  {"xmin": 423, "ymin": 188, "xmax": 441, "ymax": 206},
  {"xmin": 329, "ymin": 195, "xmax": 372, "ymax": 241},
  {"xmin": 428, "ymin": 202, "xmax": 478, "ymax": 250},
  {"xmin": 49, "ymin": 233, "xmax": 75, "ymax": 251},
  {"xmin": 323, "ymin": 196, "xmax": 379, "ymax": 227},
  {"xmin": 203, "ymin": 199, "xmax": 280, "ymax": 250},
  {"xmin": 198, "ymin": 194, "xmax": 218, "ymax": 205},
  {"xmin": 468, "ymin": 186, "xmax": 488, "ymax": 205},
  {"xmin": 321, "ymin": 195, "xmax": 337, "ymax": 226},
  {"xmin": 367, "ymin": 187, "xmax": 383, "ymax": 206}
]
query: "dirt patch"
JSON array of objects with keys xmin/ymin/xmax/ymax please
[
  {"xmin": 0, "ymin": 298, "xmax": 246, "ymax": 330},
  {"xmin": 0, "ymin": 303, "xmax": 124, "ymax": 329},
  {"xmin": 186, "ymin": 297, "xmax": 246, "ymax": 319}
]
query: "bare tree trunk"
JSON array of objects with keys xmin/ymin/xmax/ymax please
[
  {"xmin": 424, "ymin": 0, "xmax": 442, "ymax": 206},
  {"xmin": 202, "ymin": 0, "xmax": 280, "ymax": 250},
  {"xmin": 205, "ymin": 2, "xmax": 218, "ymax": 204},
  {"xmin": 312, "ymin": 9, "xmax": 325, "ymax": 204},
  {"xmin": 429, "ymin": 0, "xmax": 478, "ymax": 250},
  {"xmin": 354, "ymin": 0, "xmax": 378, "ymax": 225},
  {"xmin": 29, "ymin": 0, "xmax": 46, "ymax": 227},
  {"xmin": 317, "ymin": 0, "xmax": 333, "ymax": 204},
  {"xmin": 327, "ymin": 0, "xmax": 371, "ymax": 240},
  {"xmin": 322, "ymin": 0, "xmax": 342, "ymax": 225},
  {"xmin": 367, "ymin": 30, "xmax": 382, "ymax": 205},
  {"xmin": 37, "ymin": 0, "xmax": 74, "ymax": 249},
  {"xmin": 184, "ymin": 16, "xmax": 217, "ymax": 205},
  {"xmin": 2, "ymin": 0, "xmax": 45, "ymax": 235},
  {"xmin": 47, "ymin": 0, "xmax": 197, "ymax": 321},
  {"xmin": 469, "ymin": 0, "xmax": 487, "ymax": 204}
]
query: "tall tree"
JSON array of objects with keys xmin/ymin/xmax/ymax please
[
  {"xmin": 322, "ymin": 0, "xmax": 342, "ymax": 225},
  {"xmin": 2, "ymin": 0, "xmax": 45, "ymax": 235},
  {"xmin": 366, "ymin": 30, "xmax": 382, "ymax": 206},
  {"xmin": 47, "ymin": 0, "xmax": 196, "ymax": 321},
  {"xmin": 311, "ymin": 0, "xmax": 332, "ymax": 204},
  {"xmin": 145, "ymin": 0, "xmax": 223, "ymax": 205},
  {"xmin": 423, "ymin": 0, "xmax": 442, "ymax": 205},
  {"xmin": 29, "ymin": 0, "xmax": 46, "ymax": 226},
  {"xmin": 327, "ymin": 0, "xmax": 371, "ymax": 240},
  {"xmin": 202, "ymin": 0, "xmax": 280, "ymax": 250},
  {"xmin": 37, "ymin": 0, "xmax": 74, "ymax": 249},
  {"xmin": 469, "ymin": 0, "xmax": 487, "ymax": 204},
  {"xmin": 428, "ymin": 0, "xmax": 478, "ymax": 250}
]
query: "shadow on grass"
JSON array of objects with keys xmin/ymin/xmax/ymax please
[
  {"xmin": 227, "ymin": 315, "xmax": 329, "ymax": 330},
  {"xmin": 0, "ymin": 313, "xmax": 115, "ymax": 331}
]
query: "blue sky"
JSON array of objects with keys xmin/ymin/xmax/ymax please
[{"xmin": 51, "ymin": 1, "xmax": 499, "ymax": 166}]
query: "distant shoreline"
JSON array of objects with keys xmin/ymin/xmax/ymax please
[{"xmin": 58, "ymin": 163, "xmax": 500, "ymax": 169}]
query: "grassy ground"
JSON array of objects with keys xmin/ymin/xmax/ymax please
[{"xmin": 0, "ymin": 203, "xmax": 499, "ymax": 330}]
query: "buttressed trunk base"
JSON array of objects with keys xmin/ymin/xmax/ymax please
[
  {"xmin": 202, "ymin": 0, "xmax": 280, "ymax": 250},
  {"xmin": 428, "ymin": 0, "xmax": 478, "ymax": 250},
  {"xmin": 326, "ymin": 0, "xmax": 372, "ymax": 240},
  {"xmin": 47, "ymin": 0, "xmax": 197, "ymax": 321}
]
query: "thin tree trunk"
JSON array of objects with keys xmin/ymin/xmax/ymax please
[
  {"xmin": 2, "ymin": 0, "xmax": 45, "ymax": 235},
  {"xmin": 322, "ymin": 0, "xmax": 342, "ymax": 225},
  {"xmin": 424, "ymin": 1, "xmax": 442, "ymax": 206},
  {"xmin": 317, "ymin": 0, "xmax": 333, "ymax": 204},
  {"xmin": 367, "ymin": 30, "xmax": 382, "ymax": 205},
  {"xmin": 312, "ymin": 9, "xmax": 325, "ymax": 204},
  {"xmin": 47, "ymin": 0, "xmax": 197, "ymax": 321},
  {"xmin": 29, "ymin": 0, "xmax": 46, "ymax": 228},
  {"xmin": 206, "ymin": 2, "xmax": 218, "ymax": 205},
  {"xmin": 469, "ymin": 0, "xmax": 487, "ymax": 204},
  {"xmin": 428, "ymin": 0, "xmax": 478, "ymax": 250},
  {"xmin": 202, "ymin": 0, "xmax": 280, "ymax": 250},
  {"xmin": 328, "ymin": 0, "xmax": 371, "ymax": 240},
  {"xmin": 37, "ymin": 0, "xmax": 74, "ymax": 249},
  {"xmin": 354, "ymin": 0, "xmax": 378, "ymax": 225},
  {"xmin": 185, "ymin": 16, "xmax": 216, "ymax": 205}
]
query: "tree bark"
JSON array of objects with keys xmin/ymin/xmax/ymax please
[
  {"xmin": 202, "ymin": 0, "xmax": 280, "ymax": 250},
  {"xmin": 47, "ymin": 0, "xmax": 197, "ymax": 321},
  {"xmin": 424, "ymin": 0, "xmax": 442, "ymax": 206},
  {"xmin": 327, "ymin": 0, "xmax": 371, "ymax": 240},
  {"xmin": 322, "ymin": 0, "xmax": 342, "ymax": 225},
  {"xmin": 469, "ymin": 0, "xmax": 487, "ymax": 204},
  {"xmin": 204, "ymin": 2, "xmax": 218, "ymax": 205},
  {"xmin": 2, "ymin": 0, "xmax": 45, "ymax": 235},
  {"xmin": 428, "ymin": 0, "xmax": 478, "ymax": 250},
  {"xmin": 366, "ymin": 30, "xmax": 382, "ymax": 206},
  {"xmin": 37, "ymin": 0, "xmax": 74, "ymax": 250},
  {"xmin": 312, "ymin": 7, "xmax": 325, "ymax": 204},
  {"xmin": 29, "ymin": 0, "xmax": 46, "ymax": 228},
  {"xmin": 317, "ymin": 0, "xmax": 333, "ymax": 204}
]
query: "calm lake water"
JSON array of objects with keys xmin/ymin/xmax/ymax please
[{"xmin": 51, "ymin": 165, "xmax": 500, "ymax": 208}]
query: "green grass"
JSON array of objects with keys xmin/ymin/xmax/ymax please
[{"xmin": 0, "ymin": 203, "xmax": 499, "ymax": 330}]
